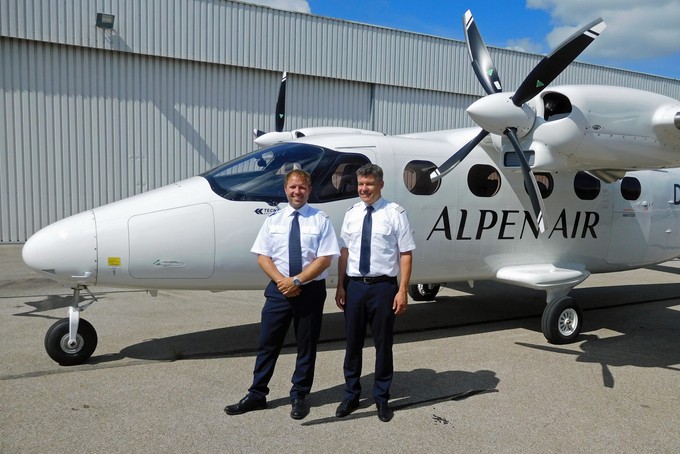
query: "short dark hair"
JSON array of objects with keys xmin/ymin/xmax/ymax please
[{"xmin": 356, "ymin": 163, "xmax": 383, "ymax": 182}]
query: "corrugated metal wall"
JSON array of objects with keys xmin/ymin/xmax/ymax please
[{"xmin": 1, "ymin": 0, "xmax": 679, "ymax": 242}]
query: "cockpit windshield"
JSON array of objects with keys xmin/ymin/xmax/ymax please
[{"xmin": 201, "ymin": 142, "xmax": 371, "ymax": 205}]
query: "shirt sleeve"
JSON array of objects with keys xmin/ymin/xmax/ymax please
[
  {"xmin": 316, "ymin": 216, "xmax": 341, "ymax": 257},
  {"xmin": 250, "ymin": 217, "xmax": 271, "ymax": 256},
  {"xmin": 396, "ymin": 210, "xmax": 416, "ymax": 252},
  {"xmin": 338, "ymin": 210, "xmax": 350, "ymax": 249}
]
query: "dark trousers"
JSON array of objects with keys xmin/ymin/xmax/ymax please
[
  {"xmin": 342, "ymin": 279, "xmax": 398, "ymax": 404},
  {"xmin": 249, "ymin": 279, "xmax": 326, "ymax": 400}
]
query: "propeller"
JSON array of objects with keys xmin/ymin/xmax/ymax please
[
  {"xmin": 275, "ymin": 71, "xmax": 287, "ymax": 132},
  {"xmin": 431, "ymin": 10, "xmax": 606, "ymax": 233},
  {"xmin": 253, "ymin": 72, "xmax": 289, "ymax": 144},
  {"xmin": 464, "ymin": 10, "xmax": 502, "ymax": 96}
]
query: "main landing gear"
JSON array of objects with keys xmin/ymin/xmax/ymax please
[
  {"xmin": 408, "ymin": 283, "xmax": 441, "ymax": 301},
  {"xmin": 408, "ymin": 282, "xmax": 584, "ymax": 344},
  {"xmin": 541, "ymin": 295, "xmax": 583, "ymax": 344},
  {"xmin": 44, "ymin": 285, "xmax": 99, "ymax": 365}
]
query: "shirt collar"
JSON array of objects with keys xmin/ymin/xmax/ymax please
[
  {"xmin": 363, "ymin": 197, "xmax": 385, "ymax": 211},
  {"xmin": 284, "ymin": 203, "xmax": 310, "ymax": 216}
]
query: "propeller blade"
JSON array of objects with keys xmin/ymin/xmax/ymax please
[
  {"xmin": 275, "ymin": 71, "xmax": 287, "ymax": 132},
  {"xmin": 512, "ymin": 18, "xmax": 606, "ymax": 106},
  {"xmin": 430, "ymin": 129, "xmax": 489, "ymax": 182},
  {"xmin": 253, "ymin": 129, "xmax": 265, "ymax": 138},
  {"xmin": 504, "ymin": 128, "xmax": 546, "ymax": 232},
  {"xmin": 463, "ymin": 10, "xmax": 502, "ymax": 95}
]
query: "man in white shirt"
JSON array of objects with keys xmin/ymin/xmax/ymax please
[
  {"xmin": 334, "ymin": 163, "xmax": 415, "ymax": 422},
  {"xmin": 225, "ymin": 169, "xmax": 339, "ymax": 420}
]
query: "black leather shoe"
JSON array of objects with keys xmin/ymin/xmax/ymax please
[
  {"xmin": 335, "ymin": 398, "xmax": 360, "ymax": 417},
  {"xmin": 376, "ymin": 402, "xmax": 393, "ymax": 422},
  {"xmin": 290, "ymin": 399, "xmax": 309, "ymax": 420},
  {"xmin": 224, "ymin": 394, "xmax": 267, "ymax": 415}
]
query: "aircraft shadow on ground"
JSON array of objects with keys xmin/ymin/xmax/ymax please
[
  {"xmin": 109, "ymin": 281, "xmax": 680, "ymax": 390},
  {"xmin": 14, "ymin": 279, "xmax": 680, "ymax": 389},
  {"xmin": 13, "ymin": 294, "xmax": 95, "ymax": 321}
]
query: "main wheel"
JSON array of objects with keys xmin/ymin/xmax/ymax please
[
  {"xmin": 541, "ymin": 297, "xmax": 582, "ymax": 344},
  {"xmin": 44, "ymin": 318, "xmax": 98, "ymax": 366},
  {"xmin": 408, "ymin": 283, "xmax": 441, "ymax": 301}
]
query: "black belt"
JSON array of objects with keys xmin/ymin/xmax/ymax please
[{"xmin": 349, "ymin": 275, "xmax": 397, "ymax": 284}]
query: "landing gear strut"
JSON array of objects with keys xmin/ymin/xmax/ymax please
[{"xmin": 44, "ymin": 285, "xmax": 99, "ymax": 365}]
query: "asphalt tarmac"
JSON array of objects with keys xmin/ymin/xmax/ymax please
[{"xmin": 1, "ymin": 243, "xmax": 679, "ymax": 453}]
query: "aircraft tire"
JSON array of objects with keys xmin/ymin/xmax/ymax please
[
  {"xmin": 541, "ymin": 297, "xmax": 582, "ymax": 344},
  {"xmin": 408, "ymin": 284, "xmax": 441, "ymax": 301},
  {"xmin": 44, "ymin": 318, "xmax": 98, "ymax": 366}
]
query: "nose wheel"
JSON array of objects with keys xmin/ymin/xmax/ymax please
[
  {"xmin": 541, "ymin": 296, "xmax": 583, "ymax": 344},
  {"xmin": 44, "ymin": 285, "xmax": 99, "ymax": 365},
  {"xmin": 45, "ymin": 318, "xmax": 98, "ymax": 365}
]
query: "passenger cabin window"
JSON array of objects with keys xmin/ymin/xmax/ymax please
[
  {"xmin": 574, "ymin": 172, "xmax": 601, "ymax": 200},
  {"xmin": 532, "ymin": 172, "xmax": 554, "ymax": 199},
  {"xmin": 403, "ymin": 160, "xmax": 440, "ymax": 195},
  {"xmin": 468, "ymin": 164, "xmax": 501, "ymax": 197},
  {"xmin": 620, "ymin": 176, "xmax": 641, "ymax": 201},
  {"xmin": 201, "ymin": 142, "xmax": 370, "ymax": 204}
]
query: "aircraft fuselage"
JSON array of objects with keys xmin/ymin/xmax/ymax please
[{"xmin": 22, "ymin": 133, "xmax": 680, "ymax": 290}]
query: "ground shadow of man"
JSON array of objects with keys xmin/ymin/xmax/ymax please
[{"xmin": 260, "ymin": 368, "xmax": 499, "ymax": 425}]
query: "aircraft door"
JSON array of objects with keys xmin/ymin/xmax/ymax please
[
  {"xmin": 668, "ymin": 183, "xmax": 680, "ymax": 250},
  {"xmin": 606, "ymin": 176, "xmax": 654, "ymax": 264}
]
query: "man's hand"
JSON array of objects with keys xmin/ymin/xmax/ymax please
[
  {"xmin": 335, "ymin": 287, "xmax": 346, "ymax": 311},
  {"xmin": 393, "ymin": 290, "xmax": 408, "ymax": 315},
  {"xmin": 277, "ymin": 277, "xmax": 301, "ymax": 298}
]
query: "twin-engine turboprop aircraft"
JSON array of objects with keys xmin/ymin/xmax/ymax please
[{"xmin": 22, "ymin": 11, "xmax": 680, "ymax": 365}]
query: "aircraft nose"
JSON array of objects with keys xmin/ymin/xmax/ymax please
[{"xmin": 22, "ymin": 210, "xmax": 98, "ymax": 285}]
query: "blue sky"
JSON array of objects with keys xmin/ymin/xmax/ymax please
[{"xmin": 251, "ymin": 0, "xmax": 680, "ymax": 80}]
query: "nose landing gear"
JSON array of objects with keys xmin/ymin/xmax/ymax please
[{"xmin": 44, "ymin": 286, "xmax": 99, "ymax": 365}]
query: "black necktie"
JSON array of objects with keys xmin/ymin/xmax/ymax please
[
  {"xmin": 359, "ymin": 205, "xmax": 374, "ymax": 276},
  {"xmin": 289, "ymin": 211, "xmax": 302, "ymax": 276}
]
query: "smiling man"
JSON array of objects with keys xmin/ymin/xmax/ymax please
[
  {"xmin": 334, "ymin": 163, "xmax": 416, "ymax": 422},
  {"xmin": 225, "ymin": 169, "xmax": 339, "ymax": 420}
]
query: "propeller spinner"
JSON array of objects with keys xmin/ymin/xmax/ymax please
[{"xmin": 431, "ymin": 10, "xmax": 606, "ymax": 233}]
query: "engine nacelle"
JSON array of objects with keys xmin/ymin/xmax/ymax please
[{"xmin": 494, "ymin": 86, "xmax": 680, "ymax": 172}]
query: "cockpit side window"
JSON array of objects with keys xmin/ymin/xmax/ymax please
[
  {"xmin": 202, "ymin": 143, "xmax": 329, "ymax": 204},
  {"xmin": 201, "ymin": 143, "xmax": 370, "ymax": 205},
  {"xmin": 312, "ymin": 154, "xmax": 371, "ymax": 202}
]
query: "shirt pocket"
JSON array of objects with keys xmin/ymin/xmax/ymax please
[
  {"xmin": 374, "ymin": 224, "xmax": 393, "ymax": 236},
  {"xmin": 346, "ymin": 221, "xmax": 361, "ymax": 235},
  {"xmin": 300, "ymin": 225, "xmax": 320, "ymax": 236},
  {"xmin": 342, "ymin": 221, "xmax": 362, "ymax": 248},
  {"xmin": 270, "ymin": 225, "xmax": 288, "ymax": 235},
  {"xmin": 374, "ymin": 224, "xmax": 394, "ymax": 253}
]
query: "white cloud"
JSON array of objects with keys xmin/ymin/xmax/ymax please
[
  {"xmin": 236, "ymin": 0, "xmax": 311, "ymax": 14},
  {"xmin": 527, "ymin": 0, "xmax": 680, "ymax": 61},
  {"xmin": 505, "ymin": 38, "xmax": 545, "ymax": 54}
]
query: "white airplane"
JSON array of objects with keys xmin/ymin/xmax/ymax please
[{"xmin": 21, "ymin": 11, "xmax": 680, "ymax": 366}]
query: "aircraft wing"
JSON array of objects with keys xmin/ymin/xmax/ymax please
[{"xmin": 495, "ymin": 264, "xmax": 590, "ymax": 291}]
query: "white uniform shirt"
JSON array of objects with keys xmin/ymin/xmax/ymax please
[
  {"xmin": 251, "ymin": 203, "xmax": 340, "ymax": 280},
  {"xmin": 340, "ymin": 197, "xmax": 416, "ymax": 277}
]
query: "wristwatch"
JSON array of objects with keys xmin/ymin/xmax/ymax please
[{"xmin": 293, "ymin": 276, "xmax": 302, "ymax": 287}]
